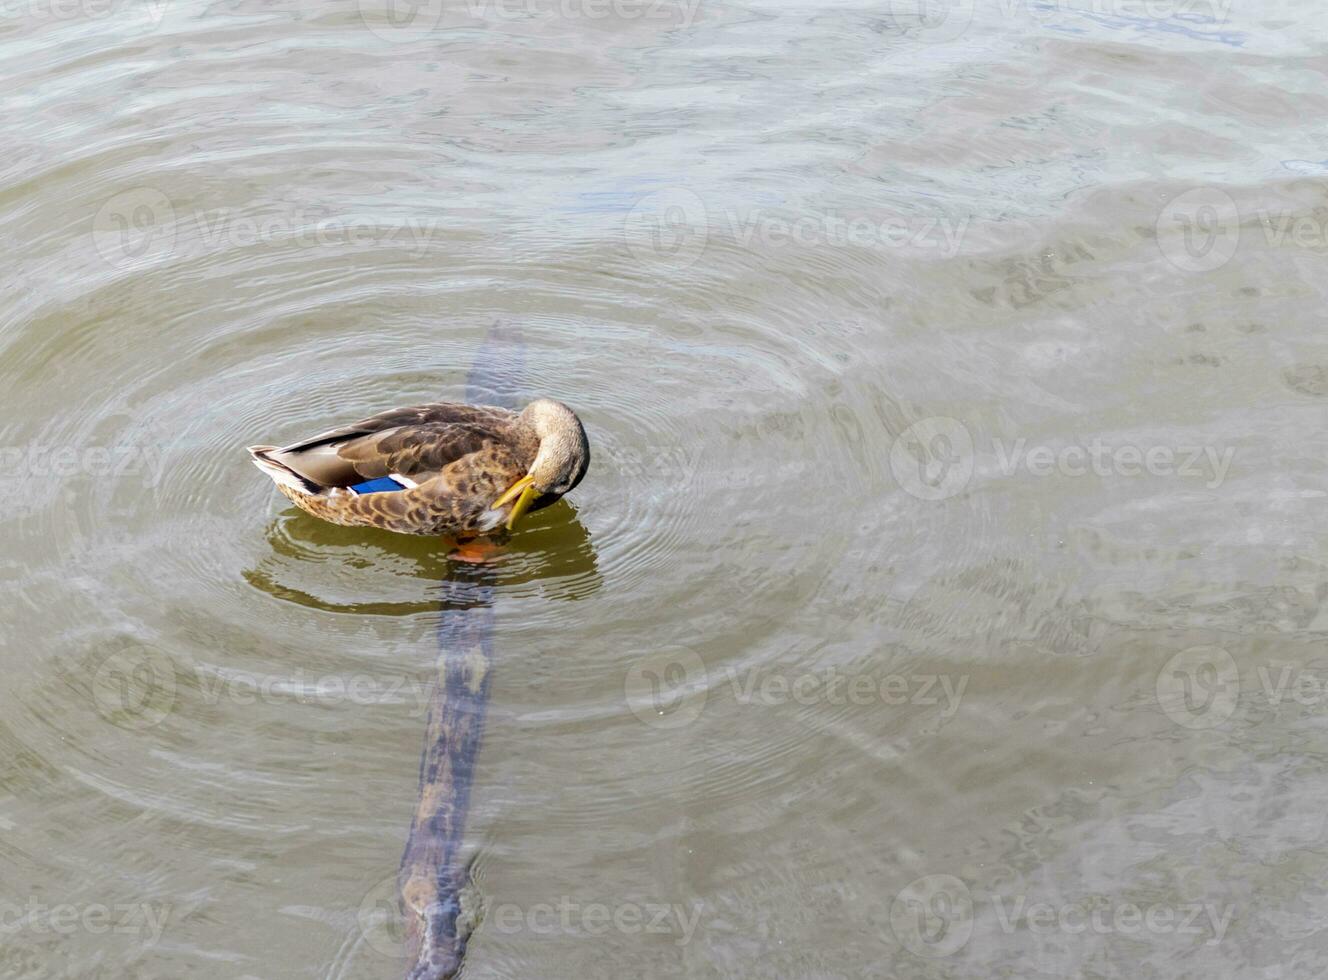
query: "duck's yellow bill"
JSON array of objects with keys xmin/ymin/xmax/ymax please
[{"xmin": 492, "ymin": 474, "xmax": 538, "ymax": 529}]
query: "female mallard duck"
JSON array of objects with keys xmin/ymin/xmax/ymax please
[{"xmin": 248, "ymin": 398, "xmax": 589, "ymax": 537}]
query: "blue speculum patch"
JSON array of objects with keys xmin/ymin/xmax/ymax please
[{"xmin": 349, "ymin": 477, "xmax": 405, "ymax": 495}]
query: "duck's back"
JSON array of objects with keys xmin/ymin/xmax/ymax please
[{"xmin": 268, "ymin": 402, "xmax": 535, "ymax": 489}]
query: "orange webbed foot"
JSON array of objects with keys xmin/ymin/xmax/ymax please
[{"xmin": 445, "ymin": 536, "xmax": 506, "ymax": 564}]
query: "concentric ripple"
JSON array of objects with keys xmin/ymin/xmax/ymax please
[{"xmin": 9, "ymin": 0, "xmax": 1315, "ymax": 976}]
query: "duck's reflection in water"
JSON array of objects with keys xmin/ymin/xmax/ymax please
[{"xmin": 245, "ymin": 499, "xmax": 599, "ymax": 613}]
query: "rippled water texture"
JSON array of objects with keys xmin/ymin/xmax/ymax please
[{"xmin": 4, "ymin": 1, "xmax": 1328, "ymax": 977}]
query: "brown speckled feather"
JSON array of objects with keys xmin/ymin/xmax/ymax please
[
  {"xmin": 275, "ymin": 404, "xmax": 534, "ymax": 485},
  {"xmin": 253, "ymin": 402, "xmax": 542, "ymax": 536}
]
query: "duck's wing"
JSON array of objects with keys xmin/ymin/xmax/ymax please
[{"xmin": 261, "ymin": 402, "xmax": 523, "ymax": 488}]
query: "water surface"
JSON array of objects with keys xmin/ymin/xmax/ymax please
[{"xmin": 3, "ymin": 1, "xmax": 1328, "ymax": 977}]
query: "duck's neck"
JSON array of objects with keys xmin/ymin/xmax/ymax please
[{"xmin": 519, "ymin": 399, "xmax": 586, "ymax": 487}]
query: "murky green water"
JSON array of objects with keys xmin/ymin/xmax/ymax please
[{"xmin": 4, "ymin": 1, "xmax": 1328, "ymax": 977}]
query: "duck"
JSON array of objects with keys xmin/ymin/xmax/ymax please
[{"xmin": 247, "ymin": 398, "xmax": 589, "ymax": 538}]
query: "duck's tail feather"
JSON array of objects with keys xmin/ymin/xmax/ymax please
[{"xmin": 247, "ymin": 446, "xmax": 323, "ymax": 494}]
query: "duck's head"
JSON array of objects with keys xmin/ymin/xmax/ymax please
[{"xmin": 491, "ymin": 398, "xmax": 590, "ymax": 528}]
